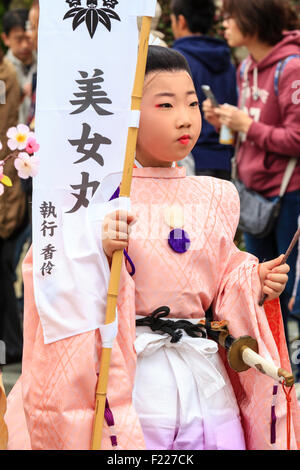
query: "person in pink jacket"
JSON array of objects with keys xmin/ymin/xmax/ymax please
[
  {"xmin": 203, "ymin": 0, "xmax": 300, "ymax": 375},
  {"xmin": 4, "ymin": 46, "xmax": 299, "ymax": 451}
]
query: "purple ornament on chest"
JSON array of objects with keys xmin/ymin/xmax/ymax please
[{"xmin": 168, "ymin": 229, "xmax": 191, "ymax": 254}]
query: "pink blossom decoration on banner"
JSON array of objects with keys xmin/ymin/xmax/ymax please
[
  {"xmin": 26, "ymin": 137, "xmax": 40, "ymax": 154},
  {"xmin": 0, "ymin": 123, "xmax": 40, "ymax": 194},
  {"xmin": 7, "ymin": 124, "xmax": 35, "ymax": 151},
  {"xmin": 14, "ymin": 153, "xmax": 39, "ymax": 179}
]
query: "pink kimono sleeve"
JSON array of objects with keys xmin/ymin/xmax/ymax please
[
  {"xmin": 5, "ymin": 249, "xmax": 145, "ymax": 450},
  {"xmin": 212, "ymin": 220, "xmax": 300, "ymax": 449}
]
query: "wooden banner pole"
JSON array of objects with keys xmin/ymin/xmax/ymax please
[{"xmin": 91, "ymin": 16, "xmax": 152, "ymax": 450}]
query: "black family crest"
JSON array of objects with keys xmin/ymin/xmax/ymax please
[{"xmin": 64, "ymin": 0, "xmax": 120, "ymax": 39}]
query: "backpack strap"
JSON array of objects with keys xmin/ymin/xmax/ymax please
[
  {"xmin": 274, "ymin": 54, "xmax": 300, "ymax": 96},
  {"xmin": 239, "ymin": 58, "xmax": 249, "ymax": 81}
]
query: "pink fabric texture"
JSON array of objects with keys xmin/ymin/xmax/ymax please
[
  {"xmin": 6, "ymin": 249, "xmax": 145, "ymax": 450},
  {"xmin": 5, "ymin": 166, "xmax": 300, "ymax": 449}
]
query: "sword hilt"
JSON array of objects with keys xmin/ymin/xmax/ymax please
[{"xmin": 198, "ymin": 319, "xmax": 295, "ymax": 385}]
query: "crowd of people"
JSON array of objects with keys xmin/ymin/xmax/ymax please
[{"xmin": 0, "ymin": 0, "xmax": 300, "ymax": 451}]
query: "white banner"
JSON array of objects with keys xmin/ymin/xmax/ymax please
[{"xmin": 33, "ymin": 0, "xmax": 156, "ymax": 344}]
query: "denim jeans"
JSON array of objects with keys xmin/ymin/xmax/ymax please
[{"xmin": 243, "ymin": 189, "xmax": 300, "ymax": 376}]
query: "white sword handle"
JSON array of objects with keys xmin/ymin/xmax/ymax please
[{"xmin": 241, "ymin": 346, "xmax": 294, "ymax": 386}]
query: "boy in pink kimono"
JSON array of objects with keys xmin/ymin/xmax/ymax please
[{"xmin": 4, "ymin": 46, "xmax": 300, "ymax": 450}]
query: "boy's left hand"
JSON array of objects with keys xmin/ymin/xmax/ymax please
[{"xmin": 259, "ymin": 255, "xmax": 290, "ymax": 301}]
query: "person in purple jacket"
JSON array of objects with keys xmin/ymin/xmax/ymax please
[
  {"xmin": 203, "ymin": 0, "xmax": 300, "ymax": 375},
  {"xmin": 170, "ymin": 0, "xmax": 237, "ymax": 180}
]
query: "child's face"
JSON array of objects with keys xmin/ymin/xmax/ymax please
[
  {"xmin": 136, "ymin": 70, "xmax": 201, "ymax": 167},
  {"xmin": 1, "ymin": 26, "xmax": 33, "ymax": 64}
]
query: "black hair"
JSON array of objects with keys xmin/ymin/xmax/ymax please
[
  {"xmin": 2, "ymin": 9, "xmax": 29, "ymax": 36},
  {"xmin": 223, "ymin": 0, "xmax": 300, "ymax": 46},
  {"xmin": 146, "ymin": 45, "xmax": 192, "ymax": 77},
  {"xmin": 170, "ymin": 0, "xmax": 216, "ymax": 35}
]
